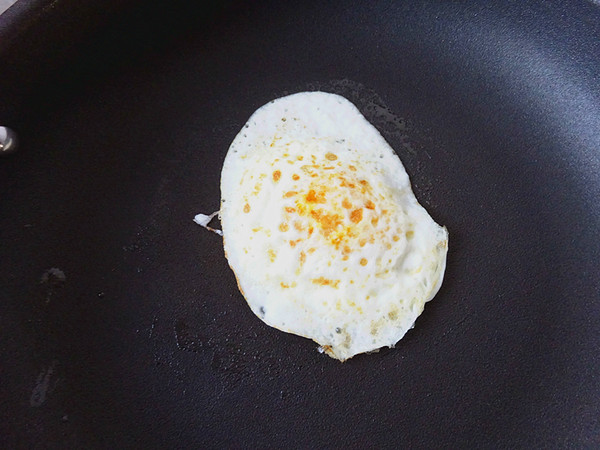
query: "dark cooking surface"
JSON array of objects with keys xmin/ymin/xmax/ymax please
[{"xmin": 1, "ymin": 0, "xmax": 599, "ymax": 447}]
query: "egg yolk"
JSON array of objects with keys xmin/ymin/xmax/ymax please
[{"xmin": 276, "ymin": 156, "xmax": 394, "ymax": 261}]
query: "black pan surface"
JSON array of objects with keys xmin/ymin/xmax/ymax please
[{"xmin": 1, "ymin": 0, "xmax": 599, "ymax": 447}]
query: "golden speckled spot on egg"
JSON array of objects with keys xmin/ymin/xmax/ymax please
[
  {"xmin": 283, "ymin": 160, "xmax": 398, "ymax": 262},
  {"xmin": 406, "ymin": 230, "xmax": 414, "ymax": 239},
  {"xmin": 268, "ymin": 249, "xmax": 276, "ymax": 262},
  {"xmin": 285, "ymin": 207, "xmax": 296, "ymax": 213},
  {"xmin": 306, "ymin": 189, "xmax": 326, "ymax": 204},
  {"xmin": 325, "ymin": 152, "xmax": 338, "ymax": 161},
  {"xmin": 340, "ymin": 178, "xmax": 356, "ymax": 189},
  {"xmin": 350, "ymin": 209, "xmax": 363, "ymax": 224},
  {"xmin": 310, "ymin": 210, "xmax": 343, "ymax": 237},
  {"xmin": 392, "ymin": 235, "xmax": 400, "ymax": 242},
  {"xmin": 243, "ymin": 203, "xmax": 250, "ymax": 213},
  {"xmin": 360, "ymin": 258, "xmax": 368, "ymax": 266},
  {"xmin": 311, "ymin": 277, "xmax": 340, "ymax": 288},
  {"xmin": 292, "ymin": 174, "xmax": 300, "ymax": 180},
  {"xmin": 284, "ymin": 191, "xmax": 297, "ymax": 198},
  {"xmin": 279, "ymin": 223, "xmax": 289, "ymax": 232},
  {"xmin": 269, "ymin": 136, "xmax": 280, "ymax": 147},
  {"xmin": 342, "ymin": 332, "xmax": 352, "ymax": 348},
  {"xmin": 273, "ymin": 170, "xmax": 281, "ymax": 182}
]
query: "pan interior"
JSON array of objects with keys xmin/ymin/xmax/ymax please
[{"xmin": 1, "ymin": 0, "xmax": 599, "ymax": 447}]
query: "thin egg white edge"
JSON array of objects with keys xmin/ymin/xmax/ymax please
[{"xmin": 197, "ymin": 91, "xmax": 448, "ymax": 361}]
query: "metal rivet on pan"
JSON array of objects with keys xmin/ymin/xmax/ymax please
[{"xmin": 0, "ymin": 127, "xmax": 19, "ymax": 155}]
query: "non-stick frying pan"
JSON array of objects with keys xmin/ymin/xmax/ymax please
[{"xmin": 1, "ymin": 0, "xmax": 599, "ymax": 447}]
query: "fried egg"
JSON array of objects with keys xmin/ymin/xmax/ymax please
[{"xmin": 217, "ymin": 92, "xmax": 448, "ymax": 361}]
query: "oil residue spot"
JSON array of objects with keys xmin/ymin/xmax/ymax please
[
  {"xmin": 39, "ymin": 268, "xmax": 66, "ymax": 304},
  {"xmin": 173, "ymin": 316, "xmax": 290, "ymax": 392},
  {"xmin": 303, "ymin": 79, "xmax": 414, "ymax": 155},
  {"xmin": 149, "ymin": 316, "xmax": 158, "ymax": 338},
  {"xmin": 174, "ymin": 319, "xmax": 205, "ymax": 352},
  {"xmin": 40, "ymin": 268, "xmax": 65, "ymax": 283},
  {"xmin": 30, "ymin": 360, "xmax": 59, "ymax": 407}
]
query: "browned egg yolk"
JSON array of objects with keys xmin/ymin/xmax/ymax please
[{"xmin": 279, "ymin": 158, "xmax": 393, "ymax": 260}]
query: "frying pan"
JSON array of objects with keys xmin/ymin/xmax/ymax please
[{"xmin": 1, "ymin": 0, "xmax": 599, "ymax": 447}]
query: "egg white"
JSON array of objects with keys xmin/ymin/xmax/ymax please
[{"xmin": 219, "ymin": 92, "xmax": 448, "ymax": 361}]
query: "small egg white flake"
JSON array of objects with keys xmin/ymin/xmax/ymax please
[
  {"xmin": 219, "ymin": 91, "xmax": 448, "ymax": 361},
  {"xmin": 194, "ymin": 211, "xmax": 223, "ymax": 236}
]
